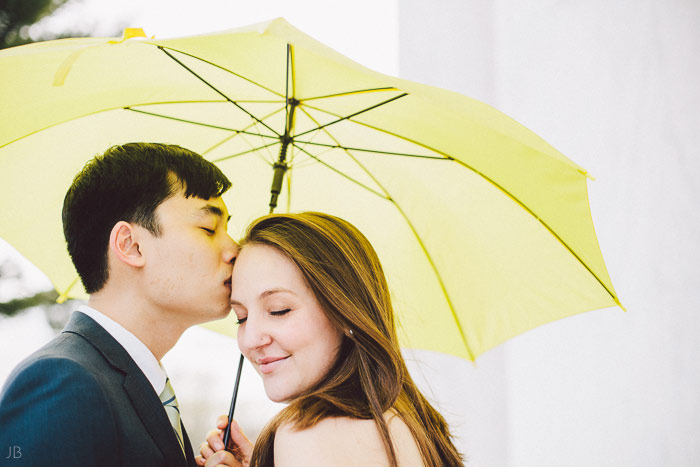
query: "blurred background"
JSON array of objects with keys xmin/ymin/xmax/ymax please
[{"xmin": 1, "ymin": 1, "xmax": 698, "ymax": 465}]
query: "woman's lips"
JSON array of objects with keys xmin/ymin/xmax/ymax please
[{"xmin": 258, "ymin": 356, "xmax": 289, "ymax": 374}]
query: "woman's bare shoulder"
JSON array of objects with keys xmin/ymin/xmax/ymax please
[
  {"xmin": 273, "ymin": 412, "xmax": 424, "ymax": 466},
  {"xmin": 385, "ymin": 410, "xmax": 425, "ymax": 466}
]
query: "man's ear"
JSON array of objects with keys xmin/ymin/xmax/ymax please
[{"xmin": 109, "ymin": 221, "xmax": 145, "ymax": 267}]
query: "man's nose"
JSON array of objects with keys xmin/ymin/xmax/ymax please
[{"xmin": 222, "ymin": 234, "xmax": 239, "ymax": 264}]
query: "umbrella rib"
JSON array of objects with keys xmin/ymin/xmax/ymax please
[
  {"xmin": 250, "ymin": 120, "xmax": 279, "ymax": 165},
  {"xmin": 356, "ymin": 182, "xmax": 475, "ymax": 360},
  {"xmin": 297, "ymin": 105, "xmax": 395, "ymax": 199},
  {"xmin": 125, "ymin": 108, "xmax": 279, "ymax": 140},
  {"xmin": 291, "ymin": 139, "xmax": 448, "ymax": 160},
  {"xmin": 285, "ymin": 45, "xmax": 290, "ymax": 135},
  {"xmin": 156, "ymin": 46, "xmax": 285, "ymax": 98},
  {"xmin": 288, "ymin": 43, "xmax": 296, "ymax": 106},
  {"xmin": 297, "ymin": 101, "xmax": 454, "ymax": 160},
  {"xmin": 201, "ymin": 106, "xmax": 287, "ymax": 156},
  {"xmin": 285, "ymin": 43, "xmax": 295, "ymax": 140},
  {"xmin": 449, "ymin": 157, "xmax": 620, "ymax": 303},
  {"xmin": 288, "ymin": 111, "xmax": 327, "ymax": 165},
  {"xmin": 391, "ymin": 198, "xmax": 476, "ymax": 361},
  {"xmin": 132, "ymin": 99, "xmax": 285, "ymax": 105},
  {"xmin": 297, "ymin": 104, "xmax": 619, "ymax": 302},
  {"xmin": 294, "ymin": 93, "xmax": 408, "ymax": 138},
  {"xmin": 211, "ymin": 141, "xmax": 280, "ymax": 163},
  {"xmin": 157, "ymin": 47, "xmax": 281, "ymax": 137},
  {"xmin": 294, "ymin": 106, "xmax": 476, "ymax": 358},
  {"xmin": 301, "ymin": 87, "xmax": 399, "ymax": 102},
  {"xmin": 290, "ymin": 143, "xmax": 389, "ymax": 200},
  {"xmin": 296, "ymin": 115, "xmax": 618, "ymax": 357}
]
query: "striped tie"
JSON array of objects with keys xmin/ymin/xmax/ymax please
[{"xmin": 160, "ymin": 377, "xmax": 185, "ymax": 454}]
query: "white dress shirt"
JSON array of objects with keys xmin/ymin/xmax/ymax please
[{"xmin": 77, "ymin": 305, "xmax": 167, "ymax": 395}]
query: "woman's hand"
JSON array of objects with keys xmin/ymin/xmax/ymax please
[{"xmin": 195, "ymin": 415, "xmax": 254, "ymax": 467}]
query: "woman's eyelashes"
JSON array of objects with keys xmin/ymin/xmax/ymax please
[
  {"xmin": 236, "ymin": 308, "xmax": 291, "ymax": 325},
  {"xmin": 200, "ymin": 227, "xmax": 215, "ymax": 235},
  {"xmin": 270, "ymin": 308, "xmax": 291, "ymax": 316}
]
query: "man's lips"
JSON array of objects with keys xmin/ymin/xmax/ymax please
[
  {"xmin": 258, "ymin": 356, "xmax": 289, "ymax": 374},
  {"xmin": 224, "ymin": 278, "xmax": 232, "ymax": 291}
]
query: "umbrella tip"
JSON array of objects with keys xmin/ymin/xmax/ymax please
[
  {"xmin": 615, "ymin": 297, "xmax": 627, "ymax": 312},
  {"xmin": 580, "ymin": 169, "xmax": 596, "ymax": 181},
  {"xmin": 56, "ymin": 276, "xmax": 81, "ymax": 304},
  {"xmin": 110, "ymin": 28, "xmax": 148, "ymax": 44}
]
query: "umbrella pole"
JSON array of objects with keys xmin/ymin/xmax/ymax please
[
  {"xmin": 222, "ymin": 353, "xmax": 244, "ymax": 450},
  {"xmin": 222, "ymin": 140, "xmax": 291, "ymax": 453},
  {"xmin": 222, "ymin": 157, "xmax": 286, "ymax": 450},
  {"xmin": 222, "ymin": 158, "xmax": 285, "ymax": 448},
  {"xmin": 223, "ymin": 158, "xmax": 288, "ymax": 451},
  {"xmin": 224, "ymin": 45, "xmax": 295, "ymax": 451}
]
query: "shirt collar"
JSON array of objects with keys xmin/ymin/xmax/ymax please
[{"xmin": 77, "ymin": 305, "xmax": 167, "ymax": 394}]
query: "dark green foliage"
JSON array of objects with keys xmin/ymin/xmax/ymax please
[
  {"xmin": 0, "ymin": 289, "xmax": 59, "ymax": 316},
  {"xmin": 0, "ymin": 0, "xmax": 72, "ymax": 48}
]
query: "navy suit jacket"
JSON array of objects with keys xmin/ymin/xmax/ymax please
[{"xmin": 0, "ymin": 311, "xmax": 197, "ymax": 466}]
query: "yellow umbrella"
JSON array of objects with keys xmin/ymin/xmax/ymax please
[{"xmin": 0, "ymin": 18, "xmax": 622, "ymax": 363}]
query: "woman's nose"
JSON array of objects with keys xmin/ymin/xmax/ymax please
[{"xmin": 238, "ymin": 317, "xmax": 272, "ymax": 352}]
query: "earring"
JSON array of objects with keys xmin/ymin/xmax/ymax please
[{"xmin": 346, "ymin": 329, "xmax": 354, "ymax": 337}]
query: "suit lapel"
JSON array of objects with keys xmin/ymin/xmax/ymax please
[
  {"xmin": 122, "ymin": 364, "xmax": 189, "ymax": 467},
  {"xmin": 64, "ymin": 312, "xmax": 190, "ymax": 467},
  {"xmin": 182, "ymin": 423, "xmax": 197, "ymax": 467}
]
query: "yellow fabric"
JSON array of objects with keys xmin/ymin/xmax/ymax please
[{"xmin": 0, "ymin": 18, "xmax": 622, "ymax": 361}]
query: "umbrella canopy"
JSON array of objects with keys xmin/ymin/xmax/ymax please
[{"xmin": 0, "ymin": 18, "xmax": 622, "ymax": 361}]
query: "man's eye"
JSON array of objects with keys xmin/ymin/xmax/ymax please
[
  {"xmin": 236, "ymin": 317, "xmax": 247, "ymax": 325},
  {"xmin": 270, "ymin": 308, "xmax": 291, "ymax": 316}
]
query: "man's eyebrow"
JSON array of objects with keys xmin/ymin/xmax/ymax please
[{"xmin": 200, "ymin": 204, "xmax": 231, "ymax": 222}]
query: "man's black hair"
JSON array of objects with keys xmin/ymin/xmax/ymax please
[{"xmin": 62, "ymin": 142, "xmax": 232, "ymax": 294}]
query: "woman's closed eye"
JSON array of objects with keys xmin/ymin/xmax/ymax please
[
  {"xmin": 200, "ymin": 227, "xmax": 215, "ymax": 235},
  {"xmin": 236, "ymin": 309, "xmax": 290, "ymax": 325},
  {"xmin": 270, "ymin": 308, "xmax": 291, "ymax": 316}
]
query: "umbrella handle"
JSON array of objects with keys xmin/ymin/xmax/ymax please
[{"xmin": 223, "ymin": 353, "xmax": 245, "ymax": 451}]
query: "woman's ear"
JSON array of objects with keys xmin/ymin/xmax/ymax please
[{"xmin": 109, "ymin": 221, "xmax": 145, "ymax": 267}]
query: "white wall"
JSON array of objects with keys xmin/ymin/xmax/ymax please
[
  {"xmin": 399, "ymin": 1, "xmax": 700, "ymax": 466},
  {"xmin": 399, "ymin": 3, "xmax": 510, "ymax": 465}
]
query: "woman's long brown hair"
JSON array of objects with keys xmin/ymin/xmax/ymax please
[{"xmin": 241, "ymin": 212, "xmax": 464, "ymax": 466}]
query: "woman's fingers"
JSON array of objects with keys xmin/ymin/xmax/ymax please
[
  {"xmin": 204, "ymin": 449, "xmax": 240, "ymax": 467},
  {"xmin": 206, "ymin": 428, "xmax": 226, "ymax": 452},
  {"xmin": 199, "ymin": 440, "xmax": 215, "ymax": 457},
  {"xmin": 201, "ymin": 416, "xmax": 252, "ymax": 466},
  {"xmin": 227, "ymin": 419, "xmax": 254, "ymax": 463},
  {"xmin": 217, "ymin": 414, "xmax": 229, "ymax": 430}
]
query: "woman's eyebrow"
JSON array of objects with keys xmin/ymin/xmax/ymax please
[
  {"xmin": 230, "ymin": 288, "xmax": 296, "ymax": 306},
  {"xmin": 230, "ymin": 288, "xmax": 295, "ymax": 305},
  {"xmin": 260, "ymin": 288, "xmax": 295, "ymax": 299}
]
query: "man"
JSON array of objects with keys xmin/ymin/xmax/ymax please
[{"xmin": 0, "ymin": 143, "xmax": 237, "ymax": 466}]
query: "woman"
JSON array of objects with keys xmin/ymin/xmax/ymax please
[{"xmin": 197, "ymin": 212, "xmax": 464, "ymax": 466}]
